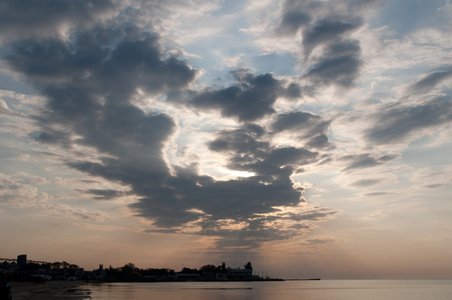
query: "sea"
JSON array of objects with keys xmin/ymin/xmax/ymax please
[{"xmin": 82, "ymin": 279, "xmax": 452, "ymax": 299}]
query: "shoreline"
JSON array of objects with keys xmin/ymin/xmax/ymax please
[{"xmin": 10, "ymin": 280, "xmax": 90, "ymax": 300}]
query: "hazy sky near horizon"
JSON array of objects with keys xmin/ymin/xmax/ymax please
[{"xmin": 0, "ymin": 0, "xmax": 451, "ymax": 279}]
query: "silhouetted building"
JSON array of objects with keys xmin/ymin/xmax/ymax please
[
  {"xmin": 228, "ymin": 268, "xmax": 253, "ymax": 281},
  {"xmin": 175, "ymin": 273, "xmax": 201, "ymax": 281},
  {"xmin": 17, "ymin": 255, "xmax": 27, "ymax": 268}
]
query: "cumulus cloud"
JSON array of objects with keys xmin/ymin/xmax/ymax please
[
  {"xmin": 0, "ymin": 0, "xmax": 338, "ymax": 249},
  {"xmin": 271, "ymin": 111, "xmax": 332, "ymax": 149},
  {"xmin": 274, "ymin": 0, "xmax": 371, "ymax": 88},
  {"xmin": 209, "ymin": 125, "xmax": 319, "ymax": 178},
  {"xmin": 183, "ymin": 69, "xmax": 301, "ymax": 122}
]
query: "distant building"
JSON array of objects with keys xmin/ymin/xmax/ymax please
[
  {"xmin": 17, "ymin": 255, "xmax": 27, "ymax": 268},
  {"xmin": 228, "ymin": 268, "xmax": 253, "ymax": 281},
  {"xmin": 216, "ymin": 273, "xmax": 228, "ymax": 281},
  {"xmin": 0, "ymin": 261, "xmax": 16, "ymax": 273},
  {"xmin": 175, "ymin": 273, "xmax": 201, "ymax": 281}
]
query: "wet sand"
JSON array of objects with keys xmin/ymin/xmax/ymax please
[{"xmin": 10, "ymin": 281, "xmax": 90, "ymax": 299}]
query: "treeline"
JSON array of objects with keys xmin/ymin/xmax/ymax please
[
  {"xmin": 0, "ymin": 260, "xmax": 83, "ymax": 282},
  {"xmin": 102, "ymin": 263, "xmax": 174, "ymax": 282},
  {"xmin": 26, "ymin": 261, "xmax": 80, "ymax": 271},
  {"xmin": 99, "ymin": 261, "xmax": 253, "ymax": 282},
  {"xmin": 1, "ymin": 258, "xmax": 255, "ymax": 282}
]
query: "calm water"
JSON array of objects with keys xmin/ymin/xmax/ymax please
[{"xmin": 85, "ymin": 279, "xmax": 452, "ymax": 300}]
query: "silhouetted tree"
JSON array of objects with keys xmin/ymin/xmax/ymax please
[
  {"xmin": 124, "ymin": 271, "xmax": 143, "ymax": 282},
  {"xmin": 244, "ymin": 262, "xmax": 252, "ymax": 270},
  {"xmin": 51, "ymin": 262, "xmax": 62, "ymax": 269},
  {"xmin": 200, "ymin": 264, "xmax": 216, "ymax": 273},
  {"xmin": 105, "ymin": 266, "xmax": 122, "ymax": 282},
  {"xmin": 179, "ymin": 267, "xmax": 199, "ymax": 274},
  {"xmin": 122, "ymin": 263, "xmax": 136, "ymax": 275}
]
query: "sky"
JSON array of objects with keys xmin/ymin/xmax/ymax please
[{"xmin": 0, "ymin": 0, "xmax": 451, "ymax": 279}]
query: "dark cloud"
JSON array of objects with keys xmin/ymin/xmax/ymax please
[
  {"xmin": 0, "ymin": 0, "xmax": 116, "ymax": 40},
  {"xmin": 350, "ymin": 179, "xmax": 383, "ymax": 188},
  {"xmin": 272, "ymin": 111, "xmax": 333, "ymax": 149},
  {"xmin": 29, "ymin": 129, "xmax": 72, "ymax": 149},
  {"xmin": 367, "ymin": 98, "xmax": 452, "ymax": 144},
  {"xmin": 274, "ymin": 0, "xmax": 320, "ymax": 36},
  {"xmin": 1, "ymin": 2, "xmax": 337, "ymax": 249},
  {"xmin": 77, "ymin": 189, "xmax": 129, "ymax": 201},
  {"xmin": 285, "ymin": 208, "xmax": 337, "ymax": 221},
  {"xmin": 341, "ymin": 154, "xmax": 398, "ymax": 171},
  {"xmin": 425, "ymin": 184, "xmax": 443, "ymax": 189},
  {"xmin": 183, "ymin": 69, "xmax": 301, "ymax": 122},
  {"xmin": 365, "ymin": 192, "xmax": 396, "ymax": 197},
  {"xmin": 209, "ymin": 126, "xmax": 319, "ymax": 180},
  {"xmin": 302, "ymin": 237, "xmax": 336, "ymax": 246},
  {"xmin": 305, "ymin": 54, "xmax": 361, "ymax": 87},
  {"xmin": 303, "ymin": 37, "xmax": 362, "ymax": 88},
  {"xmin": 276, "ymin": 0, "xmax": 365, "ymax": 88},
  {"xmin": 302, "ymin": 19, "xmax": 362, "ymax": 60},
  {"xmin": 306, "ymin": 134, "xmax": 331, "ymax": 149},
  {"xmin": 276, "ymin": 0, "xmax": 381, "ymax": 37},
  {"xmin": 277, "ymin": 10, "xmax": 311, "ymax": 35},
  {"xmin": 4, "ymin": 24, "xmax": 197, "ymax": 175},
  {"xmin": 272, "ymin": 111, "xmax": 322, "ymax": 131},
  {"xmin": 146, "ymin": 205, "xmax": 337, "ymax": 251},
  {"xmin": 6, "ymin": 27, "xmax": 197, "ymax": 94},
  {"xmin": 408, "ymin": 69, "xmax": 452, "ymax": 94},
  {"xmin": 209, "ymin": 124, "xmax": 266, "ymax": 154}
]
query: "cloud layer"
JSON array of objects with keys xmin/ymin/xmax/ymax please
[
  {"xmin": 0, "ymin": 0, "xmax": 341, "ymax": 250},
  {"xmin": 1, "ymin": 0, "xmax": 451, "ymax": 257}
]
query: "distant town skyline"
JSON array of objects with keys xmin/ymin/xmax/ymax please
[
  {"xmin": 1, "ymin": 254, "xmax": 276, "ymax": 282},
  {"xmin": 1, "ymin": 0, "xmax": 451, "ymax": 279}
]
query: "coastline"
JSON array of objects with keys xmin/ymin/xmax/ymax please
[{"xmin": 10, "ymin": 281, "xmax": 90, "ymax": 300}]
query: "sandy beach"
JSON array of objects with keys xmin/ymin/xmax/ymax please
[{"xmin": 10, "ymin": 281, "xmax": 91, "ymax": 299}]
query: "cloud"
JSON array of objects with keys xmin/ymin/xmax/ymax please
[
  {"xmin": 408, "ymin": 68, "xmax": 452, "ymax": 94},
  {"xmin": 0, "ymin": 0, "xmax": 117, "ymax": 41},
  {"xmin": 209, "ymin": 125, "xmax": 319, "ymax": 177},
  {"xmin": 4, "ymin": 24, "xmax": 197, "ymax": 173},
  {"xmin": 276, "ymin": 10, "xmax": 311, "ymax": 36},
  {"xmin": 0, "ymin": 0, "xmax": 338, "ymax": 250},
  {"xmin": 341, "ymin": 154, "xmax": 398, "ymax": 171},
  {"xmin": 146, "ymin": 204, "xmax": 337, "ymax": 251},
  {"xmin": 42, "ymin": 203, "xmax": 107, "ymax": 221},
  {"xmin": 366, "ymin": 97, "xmax": 452, "ymax": 144},
  {"xmin": 183, "ymin": 69, "xmax": 301, "ymax": 122},
  {"xmin": 364, "ymin": 192, "xmax": 397, "ymax": 197},
  {"xmin": 425, "ymin": 184, "xmax": 443, "ymax": 189},
  {"xmin": 303, "ymin": 39, "xmax": 361, "ymax": 87},
  {"xmin": 350, "ymin": 179, "xmax": 383, "ymax": 188},
  {"xmin": 76, "ymin": 189, "xmax": 130, "ymax": 201},
  {"xmin": 0, "ymin": 173, "xmax": 105, "ymax": 221},
  {"xmin": 274, "ymin": 0, "xmax": 367, "ymax": 88},
  {"xmin": 66, "ymin": 118, "xmax": 328, "ymax": 246},
  {"xmin": 302, "ymin": 19, "xmax": 362, "ymax": 60},
  {"xmin": 0, "ymin": 173, "xmax": 41, "ymax": 204},
  {"xmin": 272, "ymin": 111, "xmax": 333, "ymax": 149}
]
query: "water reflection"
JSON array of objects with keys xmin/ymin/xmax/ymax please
[{"xmin": 87, "ymin": 280, "xmax": 452, "ymax": 300}]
